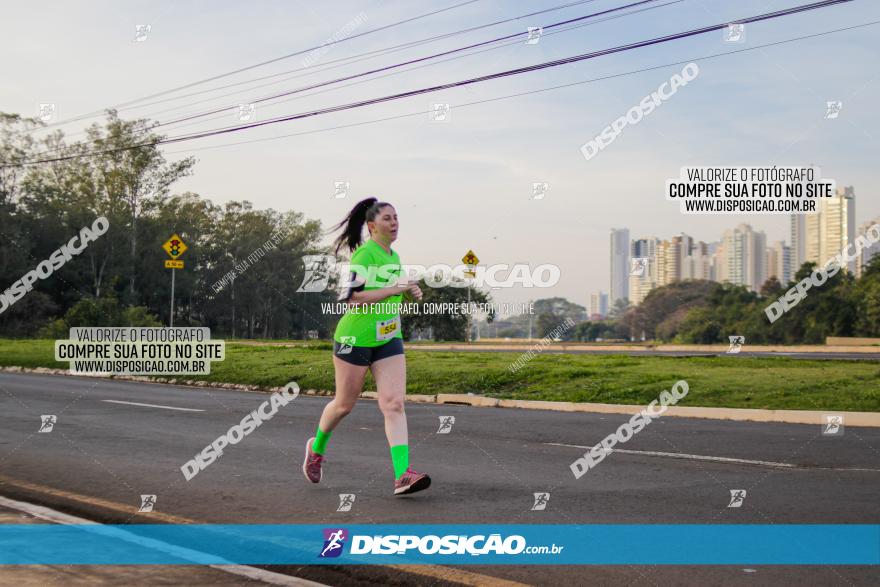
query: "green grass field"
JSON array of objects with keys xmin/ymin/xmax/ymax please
[{"xmin": 2, "ymin": 339, "xmax": 878, "ymax": 412}]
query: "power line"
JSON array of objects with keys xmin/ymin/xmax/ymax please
[
  {"xmin": 31, "ymin": 0, "xmax": 673, "ymax": 149},
  {"xmin": 4, "ymin": 0, "xmax": 858, "ymax": 167},
  {"xmin": 28, "ymin": 0, "xmax": 486, "ymax": 132},
  {"xmin": 24, "ymin": 0, "xmax": 644, "ymax": 146},
  {"xmin": 154, "ymin": 0, "xmax": 667, "ymax": 128},
  {"xmin": 30, "ymin": 0, "xmax": 676, "ymax": 154},
  {"xmin": 158, "ymin": 0, "xmax": 684, "ymax": 136},
  {"xmin": 109, "ymin": 0, "xmax": 611, "ymax": 117},
  {"xmin": 163, "ymin": 19, "xmax": 879, "ymax": 155},
  {"xmin": 156, "ymin": 0, "xmax": 858, "ymax": 140}
]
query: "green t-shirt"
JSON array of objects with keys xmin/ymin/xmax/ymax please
[{"xmin": 333, "ymin": 239, "xmax": 403, "ymax": 347}]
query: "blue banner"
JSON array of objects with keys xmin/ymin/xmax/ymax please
[{"xmin": 1, "ymin": 524, "xmax": 878, "ymax": 565}]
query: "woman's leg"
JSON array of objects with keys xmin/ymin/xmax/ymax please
[
  {"xmin": 313, "ymin": 356, "xmax": 368, "ymax": 454},
  {"xmin": 371, "ymin": 354, "xmax": 409, "ymax": 477}
]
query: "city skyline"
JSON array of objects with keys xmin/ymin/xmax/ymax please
[{"xmin": 592, "ymin": 185, "xmax": 878, "ymax": 317}]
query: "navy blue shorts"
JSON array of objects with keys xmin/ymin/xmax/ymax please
[{"xmin": 333, "ymin": 337, "xmax": 404, "ymax": 366}]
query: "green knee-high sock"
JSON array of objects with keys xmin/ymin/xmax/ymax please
[
  {"xmin": 313, "ymin": 426, "xmax": 332, "ymax": 455},
  {"xmin": 390, "ymin": 444, "xmax": 409, "ymax": 480}
]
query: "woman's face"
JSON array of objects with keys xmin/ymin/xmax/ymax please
[{"xmin": 368, "ymin": 205, "xmax": 398, "ymax": 243}]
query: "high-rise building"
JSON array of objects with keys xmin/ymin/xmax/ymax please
[
  {"xmin": 789, "ymin": 214, "xmax": 807, "ymax": 274},
  {"xmin": 684, "ymin": 240, "xmax": 712, "ymax": 281},
  {"xmin": 631, "ymin": 237, "xmax": 658, "ymax": 260},
  {"xmin": 655, "ymin": 235, "xmax": 686, "ymax": 287},
  {"xmin": 672, "ymin": 234, "xmax": 689, "ymax": 281},
  {"xmin": 656, "ymin": 239, "xmax": 671, "ymax": 286},
  {"xmin": 805, "ymin": 212, "xmax": 821, "ymax": 266},
  {"xmin": 589, "ymin": 291, "xmax": 609, "ymax": 319},
  {"xmin": 707, "ymin": 241, "xmax": 720, "ymax": 282},
  {"xmin": 748, "ymin": 229, "xmax": 767, "ymax": 290},
  {"xmin": 766, "ymin": 240, "xmax": 792, "ymax": 285},
  {"xmin": 667, "ymin": 235, "xmax": 684, "ymax": 284},
  {"xmin": 629, "ymin": 237, "xmax": 659, "ymax": 305},
  {"xmin": 610, "ymin": 228, "xmax": 630, "ymax": 305},
  {"xmin": 820, "ymin": 186, "xmax": 856, "ymax": 272},
  {"xmin": 720, "ymin": 224, "xmax": 767, "ymax": 291},
  {"xmin": 796, "ymin": 186, "xmax": 856, "ymax": 273},
  {"xmin": 856, "ymin": 217, "xmax": 880, "ymax": 278},
  {"xmin": 628, "ymin": 235, "xmax": 711, "ymax": 304}
]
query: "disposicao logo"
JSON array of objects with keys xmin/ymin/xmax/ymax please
[{"xmin": 319, "ymin": 528, "xmax": 348, "ymax": 558}]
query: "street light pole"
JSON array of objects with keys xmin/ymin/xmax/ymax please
[{"xmin": 466, "ymin": 282, "xmax": 471, "ymax": 342}]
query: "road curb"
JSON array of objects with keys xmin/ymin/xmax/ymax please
[
  {"xmin": 432, "ymin": 394, "xmax": 880, "ymax": 427},
  {"xmin": 0, "ymin": 366, "xmax": 327, "ymax": 396},
  {"xmin": 3, "ymin": 366, "xmax": 878, "ymax": 426},
  {"xmin": 437, "ymin": 393, "xmax": 498, "ymax": 407}
]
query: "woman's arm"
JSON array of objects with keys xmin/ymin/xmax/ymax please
[
  {"xmin": 347, "ymin": 279, "xmax": 422, "ymax": 305},
  {"xmin": 348, "ymin": 284, "xmax": 406, "ymax": 305}
]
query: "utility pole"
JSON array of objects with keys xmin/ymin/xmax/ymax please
[
  {"xmin": 162, "ymin": 234, "xmax": 187, "ymax": 328},
  {"xmin": 528, "ymin": 298, "xmax": 533, "ymax": 341},
  {"xmin": 460, "ymin": 249, "xmax": 479, "ymax": 343},
  {"xmin": 466, "ymin": 283, "xmax": 471, "ymax": 342},
  {"xmin": 169, "ymin": 268, "xmax": 176, "ymax": 327}
]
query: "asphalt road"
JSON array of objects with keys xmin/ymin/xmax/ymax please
[{"xmin": 1, "ymin": 372, "xmax": 879, "ymax": 586}]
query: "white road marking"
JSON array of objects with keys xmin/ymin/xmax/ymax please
[
  {"xmin": 546, "ymin": 443, "xmax": 880, "ymax": 472},
  {"xmin": 0, "ymin": 495, "xmax": 327, "ymax": 586},
  {"xmin": 101, "ymin": 399, "xmax": 204, "ymax": 412}
]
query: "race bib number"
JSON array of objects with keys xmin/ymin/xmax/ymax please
[{"xmin": 376, "ymin": 316, "xmax": 400, "ymax": 342}]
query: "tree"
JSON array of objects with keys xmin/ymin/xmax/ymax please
[
  {"xmin": 0, "ymin": 112, "xmax": 41, "ymax": 202},
  {"xmin": 608, "ymin": 297, "xmax": 631, "ymax": 319},
  {"xmin": 535, "ymin": 312, "xmax": 577, "ymax": 340},
  {"xmin": 574, "ymin": 320, "xmax": 618, "ymax": 341},
  {"xmin": 760, "ymin": 275, "xmax": 784, "ymax": 298},
  {"xmin": 622, "ymin": 280, "xmax": 717, "ymax": 341},
  {"xmin": 767, "ymin": 262, "xmax": 855, "ymax": 344},
  {"xmin": 1, "ymin": 110, "xmax": 334, "ymax": 339},
  {"xmin": 533, "ymin": 297, "xmax": 586, "ymax": 324},
  {"xmin": 82, "ymin": 111, "xmax": 194, "ymax": 303},
  {"xmin": 0, "ymin": 113, "xmax": 48, "ymax": 335},
  {"xmin": 675, "ymin": 306, "xmax": 723, "ymax": 343},
  {"xmin": 853, "ymin": 255, "xmax": 880, "ymax": 336},
  {"xmin": 40, "ymin": 294, "xmax": 160, "ymax": 338},
  {"xmin": 402, "ymin": 276, "xmax": 494, "ymax": 341}
]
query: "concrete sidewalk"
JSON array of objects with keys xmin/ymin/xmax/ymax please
[
  {"xmin": 426, "ymin": 394, "xmax": 880, "ymax": 427},
  {"xmin": 0, "ymin": 498, "xmax": 323, "ymax": 586}
]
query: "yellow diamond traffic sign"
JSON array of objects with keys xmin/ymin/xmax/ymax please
[
  {"xmin": 461, "ymin": 249, "xmax": 479, "ymax": 266},
  {"xmin": 163, "ymin": 234, "xmax": 187, "ymax": 259}
]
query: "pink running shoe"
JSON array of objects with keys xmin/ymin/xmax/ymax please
[
  {"xmin": 303, "ymin": 437, "xmax": 323, "ymax": 483},
  {"xmin": 394, "ymin": 466, "xmax": 431, "ymax": 495}
]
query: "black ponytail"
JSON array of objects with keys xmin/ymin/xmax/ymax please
[{"xmin": 331, "ymin": 197, "xmax": 392, "ymax": 255}]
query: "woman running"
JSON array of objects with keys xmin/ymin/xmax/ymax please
[{"xmin": 303, "ymin": 197, "xmax": 431, "ymax": 496}]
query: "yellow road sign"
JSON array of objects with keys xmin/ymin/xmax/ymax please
[
  {"xmin": 162, "ymin": 234, "xmax": 187, "ymax": 259},
  {"xmin": 165, "ymin": 260, "xmax": 184, "ymax": 269},
  {"xmin": 461, "ymin": 249, "xmax": 479, "ymax": 266},
  {"xmin": 464, "ymin": 270, "xmax": 476, "ymax": 277}
]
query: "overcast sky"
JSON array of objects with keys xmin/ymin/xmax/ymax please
[{"xmin": 4, "ymin": 0, "xmax": 879, "ymax": 309}]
